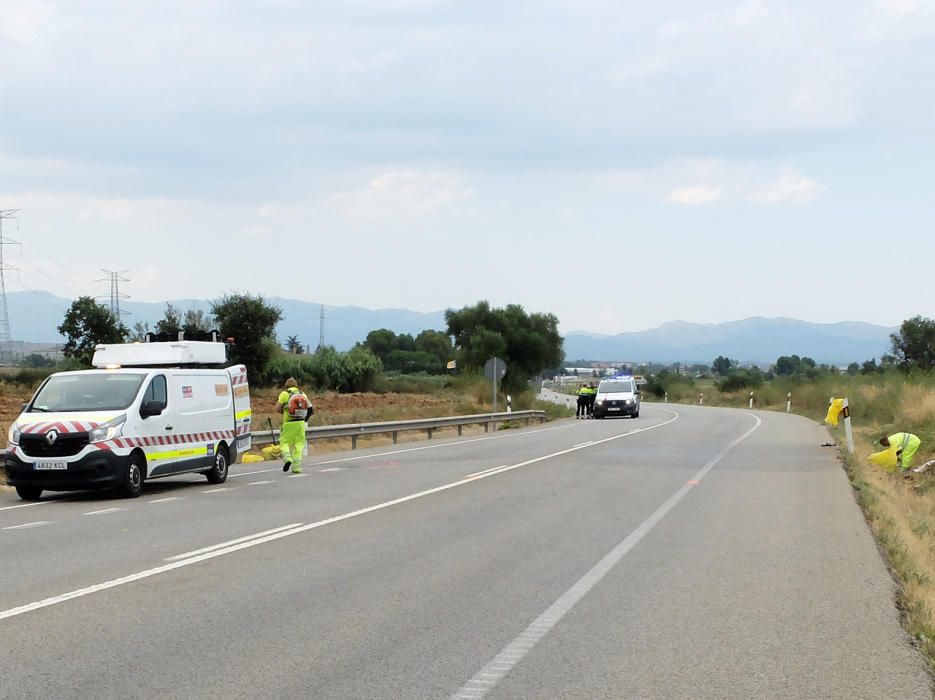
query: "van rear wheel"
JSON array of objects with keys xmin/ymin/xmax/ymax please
[
  {"xmin": 15, "ymin": 485, "xmax": 42, "ymax": 501},
  {"xmin": 119, "ymin": 453, "xmax": 145, "ymax": 498},
  {"xmin": 206, "ymin": 445, "xmax": 229, "ymax": 485}
]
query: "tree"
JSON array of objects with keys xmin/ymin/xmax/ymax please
[
  {"xmin": 286, "ymin": 335, "xmax": 303, "ymax": 354},
  {"xmin": 129, "ymin": 321, "xmax": 151, "ymax": 342},
  {"xmin": 183, "ymin": 308, "xmax": 212, "ymax": 335},
  {"xmin": 155, "ymin": 303, "xmax": 183, "ymax": 338},
  {"xmin": 890, "ymin": 315, "xmax": 935, "ymax": 373},
  {"xmin": 414, "ymin": 330, "xmax": 454, "ymax": 366},
  {"xmin": 362, "ymin": 329, "xmax": 399, "ymax": 361},
  {"xmin": 712, "ymin": 356, "xmax": 735, "ymax": 376},
  {"xmin": 445, "ymin": 301, "xmax": 563, "ymax": 392},
  {"xmin": 58, "ymin": 296, "xmax": 128, "ymax": 366},
  {"xmin": 846, "ymin": 362, "xmax": 860, "ymax": 376},
  {"xmin": 211, "ymin": 293, "xmax": 282, "ymax": 375},
  {"xmin": 23, "ymin": 353, "xmax": 54, "ymax": 368},
  {"xmin": 861, "ymin": 358, "xmax": 878, "ymax": 375}
]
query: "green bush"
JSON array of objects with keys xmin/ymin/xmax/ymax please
[{"xmin": 260, "ymin": 347, "xmax": 383, "ymax": 392}]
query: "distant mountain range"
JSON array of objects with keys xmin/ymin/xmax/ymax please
[
  {"xmin": 6, "ymin": 291, "xmax": 893, "ymax": 365},
  {"xmin": 562, "ymin": 317, "xmax": 894, "ymax": 366}
]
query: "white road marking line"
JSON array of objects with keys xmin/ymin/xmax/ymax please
[
  {"xmin": 319, "ymin": 468, "xmax": 343, "ymax": 473},
  {"xmin": 573, "ymin": 441, "xmax": 595, "ymax": 448},
  {"xmin": 2, "ymin": 520, "xmax": 53, "ymax": 531},
  {"xmin": 0, "ymin": 501, "xmax": 51, "ymax": 512},
  {"xmin": 247, "ymin": 480, "xmax": 274, "ymax": 486},
  {"xmin": 165, "ymin": 523, "xmax": 304, "ymax": 562},
  {"xmin": 287, "ymin": 473, "xmax": 308, "ymax": 478},
  {"xmin": 0, "ymin": 409, "xmax": 682, "ymax": 622},
  {"xmin": 230, "ymin": 469, "xmax": 278, "ymax": 478},
  {"xmin": 466, "ymin": 466, "xmax": 508, "ymax": 479},
  {"xmin": 82, "ymin": 507, "xmax": 126, "ymax": 516},
  {"xmin": 148, "ymin": 497, "xmax": 181, "ymax": 504},
  {"xmin": 202, "ymin": 488, "xmax": 230, "ymax": 493},
  {"xmin": 450, "ymin": 413, "xmax": 762, "ymax": 700}
]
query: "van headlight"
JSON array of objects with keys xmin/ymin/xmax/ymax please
[
  {"xmin": 596, "ymin": 399, "xmax": 605, "ymax": 406},
  {"xmin": 8, "ymin": 424, "xmax": 20, "ymax": 446},
  {"xmin": 89, "ymin": 415, "xmax": 126, "ymax": 443}
]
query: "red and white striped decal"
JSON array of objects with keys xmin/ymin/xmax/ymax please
[
  {"xmin": 20, "ymin": 420, "xmax": 100, "ymax": 435},
  {"xmin": 102, "ymin": 430, "xmax": 236, "ymax": 451}
]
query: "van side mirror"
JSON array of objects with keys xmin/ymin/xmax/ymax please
[{"xmin": 141, "ymin": 400, "xmax": 166, "ymax": 418}]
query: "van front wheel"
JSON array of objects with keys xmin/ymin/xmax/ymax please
[
  {"xmin": 206, "ymin": 445, "xmax": 229, "ymax": 485},
  {"xmin": 119, "ymin": 453, "xmax": 145, "ymax": 498},
  {"xmin": 15, "ymin": 485, "xmax": 42, "ymax": 501}
]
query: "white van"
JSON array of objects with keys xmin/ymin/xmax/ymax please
[
  {"xmin": 4, "ymin": 341, "xmax": 252, "ymax": 501},
  {"xmin": 592, "ymin": 375, "xmax": 641, "ymax": 419}
]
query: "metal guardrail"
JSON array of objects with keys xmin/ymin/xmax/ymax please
[
  {"xmin": 0, "ymin": 411, "xmax": 548, "ymax": 460},
  {"xmin": 254, "ymin": 410, "xmax": 548, "ymax": 450}
]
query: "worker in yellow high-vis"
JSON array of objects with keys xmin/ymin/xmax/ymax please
[
  {"xmin": 879, "ymin": 432, "xmax": 921, "ymax": 472},
  {"xmin": 277, "ymin": 377, "xmax": 312, "ymax": 474}
]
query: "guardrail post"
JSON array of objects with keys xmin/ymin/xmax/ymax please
[
  {"xmin": 427, "ymin": 427, "xmax": 434, "ymax": 440},
  {"xmin": 392, "ymin": 431, "xmax": 398, "ymax": 444},
  {"xmin": 458, "ymin": 425, "xmax": 463, "ymax": 436},
  {"xmin": 351, "ymin": 435, "xmax": 358, "ymax": 450},
  {"xmin": 484, "ymin": 421, "xmax": 489, "ymax": 433}
]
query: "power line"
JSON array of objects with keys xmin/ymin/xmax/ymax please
[
  {"xmin": 0, "ymin": 208, "xmax": 23, "ymax": 342},
  {"xmin": 318, "ymin": 304, "xmax": 326, "ymax": 350},
  {"xmin": 98, "ymin": 269, "xmax": 130, "ymax": 320}
]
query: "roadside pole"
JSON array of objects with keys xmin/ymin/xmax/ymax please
[
  {"xmin": 786, "ymin": 392, "xmax": 792, "ymax": 413},
  {"xmin": 749, "ymin": 391, "xmax": 754, "ymax": 409},
  {"xmin": 843, "ymin": 397, "xmax": 854, "ymax": 453}
]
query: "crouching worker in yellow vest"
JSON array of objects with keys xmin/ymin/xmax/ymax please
[
  {"xmin": 277, "ymin": 378, "xmax": 313, "ymax": 474},
  {"xmin": 870, "ymin": 432, "xmax": 921, "ymax": 472}
]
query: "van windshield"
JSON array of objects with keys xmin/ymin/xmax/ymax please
[
  {"xmin": 599, "ymin": 380, "xmax": 634, "ymax": 393},
  {"xmin": 30, "ymin": 373, "xmax": 147, "ymax": 412}
]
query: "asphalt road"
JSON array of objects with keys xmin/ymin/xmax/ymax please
[{"xmin": 1, "ymin": 402, "xmax": 931, "ymax": 699}]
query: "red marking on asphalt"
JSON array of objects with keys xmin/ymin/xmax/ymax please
[{"xmin": 687, "ymin": 480, "xmax": 700, "ymax": 485}]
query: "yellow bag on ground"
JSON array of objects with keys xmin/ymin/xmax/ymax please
[
  {"xmin": 261, "ymin": 445, "xmax": 282, "ymax": 460},
  {"xmin": 825, "ymin": 398, "xmax": 845, "ymax": 426},
  {"xmin": 869, "ymin": 446, "xmax": 899, "ymax": 470},
  {"xmin": 241, "ymin": 453, "xmax": 264, "ymax": 463}
]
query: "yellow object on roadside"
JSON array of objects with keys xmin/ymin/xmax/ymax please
[
  {"xmin": 825, "ymin": 398, "xmax": 846, "ymax": 426},
  {"xmin": 261, "ymin": 445, "xmax": 282, "ymax": 460},
  {"xmin": 241, "ymin": 453, "xmax": 264, "ymax": 463},
  {"xmin": 869, "ymin": 446, "xmax": 900, "ymax": 470}
]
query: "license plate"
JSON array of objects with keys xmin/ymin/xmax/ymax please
[
  {"xmin": 608, "ymin": 407, "xmax": 621, "ymax": 411},
  {"xmin": 34, "ymin": 461, "xmax": 68, "ymax": 470}
]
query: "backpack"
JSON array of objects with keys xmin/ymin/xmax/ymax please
[{"xmin": 286, "ymin": 391, "xmax": 311, "ymax": 420}]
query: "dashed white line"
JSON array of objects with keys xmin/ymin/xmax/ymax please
[
  {"xmin": 573, "ymin": 441, "xmax": 595, "ymax": 448},
  {"xmin": 0, "ymin": 501, "xmax": 52, "ymax": 512},
  {"xmin": 247, "ymin": 480, "xmax": 274, "ymax": 486},
  {"xmin": 466, "ymin": 465, "xmax": 508, "ymax": 479},
  {"xmin": 319, "ymin": 468, "xmax": 343, "ymax": 473},
  {"xmin": 202, "ymin": 488, "xmax": 230, "ymax": 494},
  {"xmin": 449, "ymin": 413, "xmax": 762, "ymax": 699},
  {"xmin": 165, "ymin": 523, "xmax": 304, "ymax": 562},
  {"xmin": 2, "ymin": 520, "xmax": 53, "ymax": 531},
  {"xmin": 82, "ymin": 507, "xmax": 126, "ymax": 516},
  {"xmin": 0, "ymin": 410, "xmax": 681, "ymax": 622},
  {"xmin": 148, "ymin": 497, "xmax": 181, "ymax": 504},
  {"xmin": 287, "ymin": 473, "xmax": 308, "ymax": 478}
]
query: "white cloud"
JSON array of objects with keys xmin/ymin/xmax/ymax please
[
  {"xmin": 668, "ymin": 186, "xmax": 722, "ymax": 205},
  {"xmin": 327, "ymin": 169, "xmax": 471, "ymax": 221},
  {"xmin": 750, "ymin": 171, "xmax": 823, "ymax": 204},
  {"xmin": 876, "ymin": 0, "xmax": 925, "ymax": 18},
  {"xmin": 0, "ymin": 0, "xmax": 56, "ymax": 43}
]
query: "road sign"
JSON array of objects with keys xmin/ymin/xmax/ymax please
[{"xmin": 484, "ymin": 357, "xmax": 507, "ymax": 382}]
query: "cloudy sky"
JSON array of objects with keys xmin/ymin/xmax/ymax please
[{"xmin": 1, "ymin": 0, "xmax": 932, "ymax": 334}]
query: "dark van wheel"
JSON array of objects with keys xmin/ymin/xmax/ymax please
[
  {"xmin": 119, "ymin": 453, "xmax": 146, "ymax": 498},
  {"xmin": 15, "ymin": 485, "xmax": 42, "ymax": 501},
  {"xmin": 205, "ymin": 445, "xmax": 229, "ymax": 485}
]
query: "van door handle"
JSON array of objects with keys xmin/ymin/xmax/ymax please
[{"xmin": 165, "ymin": 426, "xmax": 174, "ymax": 431}]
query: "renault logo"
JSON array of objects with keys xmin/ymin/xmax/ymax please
[{"xmin": 45, "ymin": 430, "xmax": 59, "ymax": 445}]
